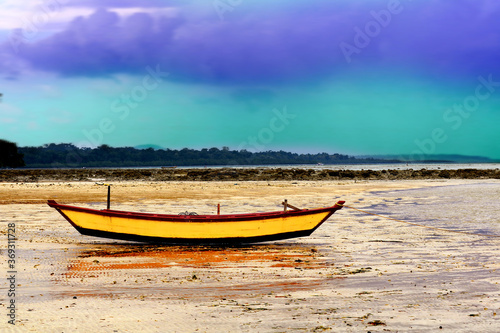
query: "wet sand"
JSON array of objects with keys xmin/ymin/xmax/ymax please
[{"xmin": 1, "ymin": 179, "xmax": 499, "ymax": 332}]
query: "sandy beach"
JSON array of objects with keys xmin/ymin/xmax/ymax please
[{"xmin": 1, "ymin": 178, "xmax": 499, "ymax": 332}]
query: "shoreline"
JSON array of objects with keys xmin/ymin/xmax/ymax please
[{"xmin": 1, "ymin": 167, "xmax": 499, "ymax": 182}]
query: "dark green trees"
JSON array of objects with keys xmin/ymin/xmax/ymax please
[{"xmin": 0, "ymin": 139, "xmax": 25, "ymax": 168}]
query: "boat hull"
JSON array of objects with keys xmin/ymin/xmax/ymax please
[{"xmin": 47, "ymin": 200, "xmax": 344, "ymax": 244}]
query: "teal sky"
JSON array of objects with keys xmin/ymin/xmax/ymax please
[{"xmin": 1, "ymin": 1, "xmax": 500, "ymax": 159}]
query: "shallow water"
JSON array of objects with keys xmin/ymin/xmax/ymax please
[
  {"xmin": 365, "ymin": 182, "xmax": 500, "ymax": 236},
  {"xmin": 131, "ymin": 162, "xmax": 500, "ymax": 171}
]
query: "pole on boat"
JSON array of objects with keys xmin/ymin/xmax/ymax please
[
  {"xmin": 107, "ymin": 185, "xmax": 111, "ymax": 210},
  {"xmin": 284, "ymin": 199, "xmax": 287, "ymax": 212},
  {"xmin": 217, "ymin": 203, "xmax": 220, "ymax": 215},
  {"xmin": 95, "ymin": 182, "xmax": 111, "ymax": 209}
]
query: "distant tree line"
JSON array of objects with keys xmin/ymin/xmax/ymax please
[{"xmin": 14, "ymin": 143, "xmax": 399, "ymax": 168}]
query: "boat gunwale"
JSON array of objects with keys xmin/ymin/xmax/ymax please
[{"xmin": 47, "ymin": 200, "xmax": 345, "ymax": 223}]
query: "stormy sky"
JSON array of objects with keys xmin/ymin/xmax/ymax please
[{"xmin": 1, "ymin": 0, "xmax": 499, "ymax": 159}]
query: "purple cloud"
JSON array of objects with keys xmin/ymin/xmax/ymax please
[
  {"xmin": 367, "ymin": 0, "xmax": 500, "ymax": 76},
  {"xmin": 15, "ymin": 8, "xmax": 182, "ymax": 76},
  {"xmin": 67, "ymin": 0, "xmax": 174, "ymax": 8},
  {"xmin": 3, "ymin": 0, "xmax": 500, "ymax": 83}
]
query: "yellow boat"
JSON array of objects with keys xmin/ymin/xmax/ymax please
[{"xmin": 47, "ymin": 199, "xmax": 345, "ymax": 244}]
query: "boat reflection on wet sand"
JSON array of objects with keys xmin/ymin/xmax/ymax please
[{"xmin": 56, "ymin": 244, "xmax": 346, "ymax": 300}]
